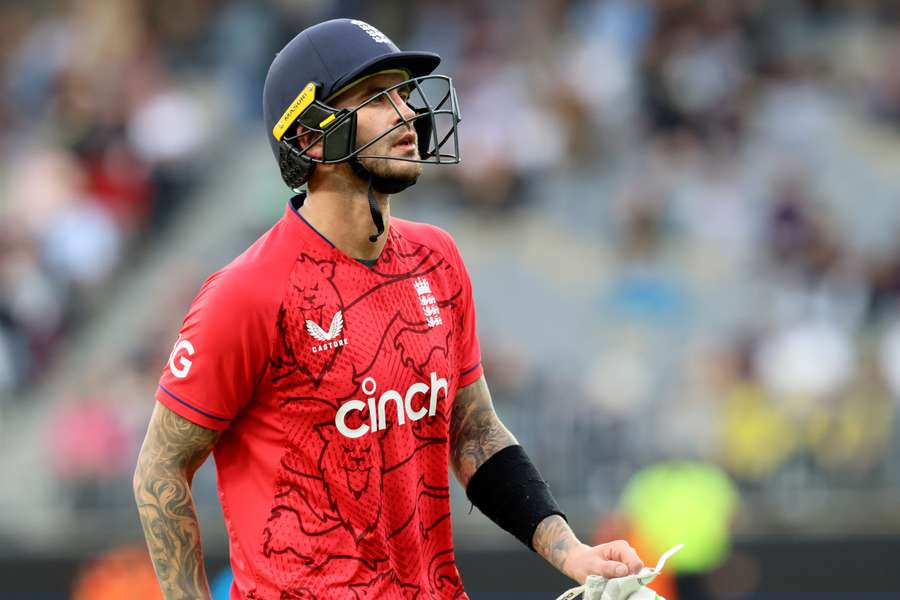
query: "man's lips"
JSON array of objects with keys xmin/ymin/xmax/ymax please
[{"xmin": 394, "ymin": 132, "xmax": 417, "ymax": 149}]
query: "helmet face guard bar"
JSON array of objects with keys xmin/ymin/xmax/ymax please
[{"xmin": 278, "ymin": 74, "xmax": 460, "ymax": 182}]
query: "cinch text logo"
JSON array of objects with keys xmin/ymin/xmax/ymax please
[{"xmin": 335, "ymin": 372, "xmax": 449, "ymax": 439}]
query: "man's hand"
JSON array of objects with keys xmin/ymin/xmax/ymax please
[
  {"xmin": 561, "ymin": 540, "xmax": 645, "ymax": 584},
  {"xmin": 533, "ymin": 515, "xmax": 644, "ymax": 585}
]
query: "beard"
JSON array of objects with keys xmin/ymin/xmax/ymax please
[{"xmin": 354, "ymin": 138, "xmax": 424, "ymax": 194}]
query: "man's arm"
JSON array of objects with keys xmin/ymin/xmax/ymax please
[
  {"xmin": 133, "ymin": 402, "xmax": 222, "ymax": 600},
  {"xmin": 449, "ymin": 375, "xmax": 518, "ymax": 487},
  {"xmin": 449, "ymin": 375, "xmax": 643, "ymax": 584}
]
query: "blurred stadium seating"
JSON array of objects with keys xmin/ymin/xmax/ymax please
[{"xmin": 2, "ymin": 0, "xmax": 900, "ymax": 597}]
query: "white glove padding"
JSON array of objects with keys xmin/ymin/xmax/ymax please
[{"xmin": 555, "ymin": 543, "xmax": 684, "ymax": 600}]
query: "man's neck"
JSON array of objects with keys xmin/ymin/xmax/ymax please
[{"xmin": 299, "ymin": 177, "xmax": 391, "ymax": 262}]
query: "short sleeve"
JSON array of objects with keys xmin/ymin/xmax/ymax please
[
  {"xmin": 444, "ymin": 233, "xmax": 483, "ymax": 388},
  {"xmin": 156, "ymin": 269, "xmax": 272, "ymax": 430}
]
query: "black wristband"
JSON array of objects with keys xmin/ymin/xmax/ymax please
[{"xmin": 465, "ymin": 444, "xmax": 567, "ymax": 551}]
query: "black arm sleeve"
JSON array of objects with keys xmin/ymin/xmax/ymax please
[{"xmin": 465, "ymin": 444, "xmax": 567, "ymax": 551}]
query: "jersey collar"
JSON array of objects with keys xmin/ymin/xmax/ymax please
[{"xmin": 284, "ymin": 193, "xmax": 394, "ymax": 268}]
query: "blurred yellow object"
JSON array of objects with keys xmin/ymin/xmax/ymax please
[
  {"xmin": 806, "ymin": 385, "xmax": 894, "ymax": 472},
  {"xmin": 721, "ymin": 383, "xmax": 798, "ymax": 480},
  {"xmin": 71, "ymin": 544, "xmax": 162, "ymax": 600},
  {"xmin": 622, "ymin": 462, "xmax": 737, "ymax": 574}
]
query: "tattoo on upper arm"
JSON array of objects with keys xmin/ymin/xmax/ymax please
[
  {"xmin": 532, "ymin": 514, "xmax": 578, "ymax": 575},
  {"xmin": 133, "ymin": 402, "xmax": 221, "ymax": 599},
  {"xmin": 449, "ymin": 375, "xmax": 518, "ymax": 487},
  {"xmin": 137, "ymin": 402, "xmax": 220, "ymax": 477}
]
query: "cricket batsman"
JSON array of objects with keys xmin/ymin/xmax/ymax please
[{"xmin": 134, "ymin": 18, "xmax": 649, "ymax": 599}]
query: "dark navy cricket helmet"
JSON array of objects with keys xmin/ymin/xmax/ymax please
[{"xmin": 262, "ymin": 18, "xmax": 461, "ymax": 191}]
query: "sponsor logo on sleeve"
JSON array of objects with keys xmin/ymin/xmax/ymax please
[{"xmin": 167, "ymin": 337, "xmax": 195, "ymax": 378}]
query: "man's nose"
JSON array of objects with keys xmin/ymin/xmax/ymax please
[{"xmin": 390, "ymin": 91, "xmax": 416, "ymax": 122}]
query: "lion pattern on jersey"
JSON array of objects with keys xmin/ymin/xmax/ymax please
[
  {"xmin": 315, "ymin": 422, "xmax": 383, "ymax": 544},
  {"xmin": 271, "ymin": 254, "xmax": 346, "ymax": 389},
  {"xmin": 350, "ymin": 569, "xmax": 421, "ymax": 599},
  {"xmin": 261, "ymin": 232, "xmax": 470, "ymax": 598},
  {"xmin": 262, "ymin": 422, "xmax": 388, "ymax": 571}
]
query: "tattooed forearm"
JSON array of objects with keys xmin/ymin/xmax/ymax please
[
  {"xmin": 532, "ymin": 514, "xmax": 580, "ymax": 577},
  {"xmin": 449, "ymin": 375, "xmax": 518, "ymax": 487},
  {"xmin": 133, "ymin": 403, "xmax": 221, "ymax": 600}
]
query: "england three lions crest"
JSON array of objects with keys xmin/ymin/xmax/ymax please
[{"xmin": 412, "ymin": 278, "xmax": 442, "ymax": 329}]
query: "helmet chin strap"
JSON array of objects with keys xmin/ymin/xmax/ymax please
[
  {"xmin": 364, "ymin": 175, "xmax": 384, "ymax": 243},
  {"xmin": 349, "ymin": 157, "xmax": 415, "ymax": 243}
]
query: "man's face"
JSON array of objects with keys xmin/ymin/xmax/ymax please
[{"xmin": 331, "ymin": 72, "xmax": 423, "ymax": 185}]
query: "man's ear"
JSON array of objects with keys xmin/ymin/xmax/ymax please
[{"xmin": 296, "ymin": 125, "xmax": 324, "ymax": 160}]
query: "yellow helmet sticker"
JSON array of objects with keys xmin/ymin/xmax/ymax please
[
  {"xmin": 273, "ymin": 82, "xmax": 317, "ymax": 141},
  {"xmin": 319, "ymin": 113, "xmax": 337, "ymax": 128}
]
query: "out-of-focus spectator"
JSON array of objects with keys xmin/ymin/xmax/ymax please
[
  {"xmin": 720, "ymin": 360, "xmax": 800, "ymax": 482},
  {"xmin": 755, "ymin": 321, "xmax": 855, "ymax": 403},
  {"xmin": 45, "ymin": 388, "xmax": 132, "ymax": 508},
  {"xmin": 866, "ymin": 31, "xmax": 900, "ymax": 126},
  {"xmin": 43, "ymin": 197, "xmax": 122, "ymax": 288},
  {"xmin": 605, "ymin": 189, "xmax": 689, "ymax": 327},
  {"xmin": 0, "ymin": 0, "xmax": 233, "ymax": 393},
  {"xmin": 868, "ymin": 233, "xmax": 900, "ymax": 322},
  {"xmin": 881, "ymin": 317, "xmax": 900, "ymax": 401}
]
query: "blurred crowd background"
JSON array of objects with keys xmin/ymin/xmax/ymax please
[{"xmin": 2, "ymin": 0, "xmax": 900, "ymax": 598}]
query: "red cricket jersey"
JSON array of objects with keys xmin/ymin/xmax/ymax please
[{"xmin": 156, "ymin": 194, "xmax": 483, "ymax": 599}]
